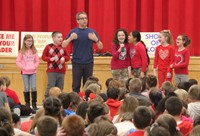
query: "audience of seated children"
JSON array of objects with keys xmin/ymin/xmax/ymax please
[
  {"xmin": 165, "ymin": 96, "xmax": 193, "ymax": 136},
  {"xmin": 1, "ymin": 70, "xmax": 199, "ymax": 136}
]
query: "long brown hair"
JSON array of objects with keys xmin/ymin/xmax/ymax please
[{"xmin": 20, "ymin": 34, "xmax": 37, "ymax": 54}]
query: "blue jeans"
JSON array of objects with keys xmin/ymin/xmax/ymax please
[{"xmin": 22, "ymin": 74, "xmax": 36, "ymax": 92}]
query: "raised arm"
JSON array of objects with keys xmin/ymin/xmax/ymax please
[{"xmin": 62, "ymin": 32, "xmax": 78, "ymax": 48}]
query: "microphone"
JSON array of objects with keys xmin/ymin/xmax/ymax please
[{"xmin": 120, "ymin": 39, "xmax": 125, "ymax": 52}]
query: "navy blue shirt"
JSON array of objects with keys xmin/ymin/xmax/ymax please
[{"xmin": 66, "ymin": 28, "xmax": 100, "ymax": 64}]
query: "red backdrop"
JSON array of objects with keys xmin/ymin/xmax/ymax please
[{"xmin": 1, "ymin": 0, "xmax": 200, "ymax": 56}]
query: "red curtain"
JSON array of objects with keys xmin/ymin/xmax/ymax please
[{"xmin": 1, "ymin": 0, "xmax": 200, "ymax": 56}]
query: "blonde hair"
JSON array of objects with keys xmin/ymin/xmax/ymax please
[
  {"xmin": 83, "ymin": 80, "xmax": 97, "ymax": 91},
  {"xmin": 160, "ymin": 30, "xmax": 174, "ymax": 45},
  {"xmin": 28, "ymin": 108, "xmax": 45, "ymax": 133},
  {"xmin": 114, "ymin": 96, "xmax": 139, "ymax": 123},
  {"xmin": 20, "ymin": 34, "xmax": 37, "ymax": 54},
  {"xmin": 86, "ymin": 83, "xmax": 101, "ymax": 95},
  {"xmin": 174, "ymin": 89, "xmax": 188, "ymax": 102},
  {"xmin": 49, "ymin": 87, "xmax": 62, "ymax": 97}
]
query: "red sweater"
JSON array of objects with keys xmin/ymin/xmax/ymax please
[
  {"xmin": 154, "ymin": 44, "xmax": 174, "ymax": 72},
  {"xmin": 5, "ymin": 88, "xmax": 20, "ymax": 104},
  {"xmin": 130, "ymin": 42, "xmax": 148, "ymax": 72},
  {"xmin": 173, "ymin": 48, "xmax": 190, "ymax": 74},
  {"xmin": 110, "ymin": 43, "xmax": 131, "ymax": 69},
  {"xmin": 106, "ymin": 98, "xmax": 122, "ymax": 118},
  {"xmin": 177, "ymin": 121, "xmax": 193, "ymax": 136},
  {"xmin": 42, "ymin": 44, "xmax": 70, "ymax": 74}
]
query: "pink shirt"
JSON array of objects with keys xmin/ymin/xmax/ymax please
[{"xmin": 16, "ymin": 50, "xmax": 39, "ymax": 74}]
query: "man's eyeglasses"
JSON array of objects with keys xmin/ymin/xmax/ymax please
[{"xmin": 78, "ymin": 17, "xmax": 88, "ymax": 20}]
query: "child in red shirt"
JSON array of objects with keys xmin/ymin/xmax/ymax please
[
  {"xmin": 110, "ymin": 28, "xmax": 130, "ymax": 81},
  {"xmin": 128, "ymin": 30, "xmax": 149, "ymax": 78},
  {"xmin": 153, "ymin": 30, "xmax": 174, "ymax": 88},
  {"xmin": 105, "ymin": 87, "xmax": 122, "ymax": 118},
  {"xmin": 42, "ymin": 31, "xmax": 70, "ymax": 98},
  {"xmin": 170, "ymin": 34, "xmax": 191, "ymax": 86}
]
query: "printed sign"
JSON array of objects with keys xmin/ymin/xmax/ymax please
[
  {"xmin": 0, "ymin": 31, "xmax": 19, "ymax": 56},
  {"xmin": 21, "ymin": 32, "xmax": 53, "ymax": 57},
  {"xmin": 141, "ymin": 32, "xmax": 159, "ymax": 57}
]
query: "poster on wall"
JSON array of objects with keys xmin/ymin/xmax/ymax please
[
  {"xmin": 141, "ymin": 32, "xmax": 159, "ymax": 57},
  {"xmin": 0, "ymin": 31, "xmax": 19, "ymax": 56},
  {"xmin": 21, "ymin": 32, "xmax": 53, "ymax": 57}
]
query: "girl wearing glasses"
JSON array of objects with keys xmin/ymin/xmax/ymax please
[
  {"xmin": 16, "ymin": 34, "xmax": 39, "ymax": 111},
  {"xmin": 170, "ymin": 34, "xmax": 191, "ymax": 86}
]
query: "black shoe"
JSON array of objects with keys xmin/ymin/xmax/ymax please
[
  {"xmin": 31, "ymin": 109, "xmax": 36, "ymax": 114},
  {"xmin": 32, "ymin": 104, "xmax": 39, "ymax": 111},
  {"xmin": 25, "ymin": 103, "xmax": 30, "ymax": 107}
]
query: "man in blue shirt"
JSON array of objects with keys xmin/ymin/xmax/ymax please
[{"xmin": 62, "ymin": 11, "xmax": 103, "ymax": 93}]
